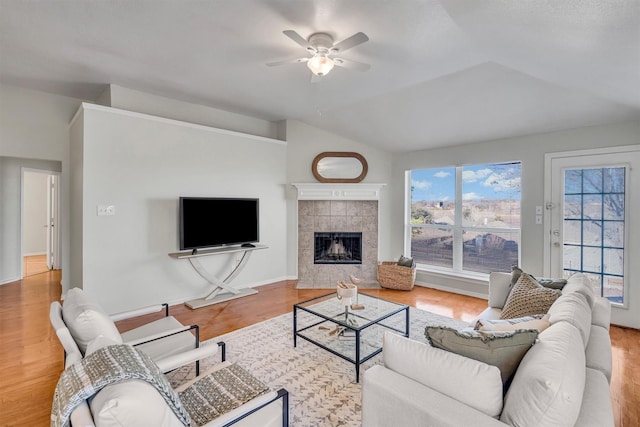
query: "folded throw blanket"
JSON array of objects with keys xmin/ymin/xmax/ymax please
[{"xmin": 51, "ymin": 344, "xmax": 190, "ymax": 427}]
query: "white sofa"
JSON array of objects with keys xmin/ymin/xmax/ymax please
[{"xmin": 362, "ymin": 272, "xmax": 614, "ymax": 427}]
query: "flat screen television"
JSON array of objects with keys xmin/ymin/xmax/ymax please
[{"xmin": 179, "ymin": 197, "xmax": 259, "ymax": 251}]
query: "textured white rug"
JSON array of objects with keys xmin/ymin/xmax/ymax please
[{"xmin": 167, "ymin": 307, "xmax": 467, "ymax": 427}]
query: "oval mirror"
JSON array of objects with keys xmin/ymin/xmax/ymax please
[{"xmin": 312, "ymin": 152, "xmax": 368, "ymax": 183}]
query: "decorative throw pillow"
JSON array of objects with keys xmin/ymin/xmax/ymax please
[
  {"xmin": 425, "ymin": 326, "xmax": 538, "ymax": 385},
  {"xmin": 510, "ymin": 266, "xmax": 566, "ymax": 290},
  {"xmin": 537, "ymin": 278, "xmax": 568, "ymax": 290},
  {"xmin": 500, "ymin": 273, "xmax": 561, "ymax": 319},
  {"xmin": 397, "ymin": 254, "xmax": 415, "ymax": 268},
  {"xmin": 510, "ymin": 265, "xmax": 524, "ymax": 287},
  {"xmin": 475, "ymin": 314, "xmax": 550, "ymax": 333}
]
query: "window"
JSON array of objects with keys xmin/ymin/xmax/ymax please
[
  {"xmin": 563, "ymin": 167, "xmax": 625, "ymax": 303},
  {"xmin": 408, "ymin": 162, "xmax": 521, "ymax": 275}
]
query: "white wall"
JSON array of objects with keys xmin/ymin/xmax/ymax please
[
  {"xmin": 283, "ymin": 120, "xmax": 394, "ymax": 277},
  {"xmin": 101, "ymin": 85, "xmax": 280, "ymax": 141},
  {"xmin": 391, "ymin": 120, "xmax": 640, "ymax": 297},
  {"xmin": 23, "ymin": 171, "xmax": 48, "ymax": 255},
  {"xmin": 0, "ymin": 157, "xmax": 62, "ymax": 284},
  {"xmin": 0, "ymin": 84, "xmax": 82, "ymax": 288},
  {"xmin": 71, "ymin": 104, "xmax": 288, "ymax": 312}
]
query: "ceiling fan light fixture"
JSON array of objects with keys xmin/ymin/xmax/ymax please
[{"xmin": 307, "ymin": 54, "xmax": 334, "ymax": 76}]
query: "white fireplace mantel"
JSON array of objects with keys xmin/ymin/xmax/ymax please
[{"xmin": 291, "ymin": 183, "xmax": 386, "ymax": 201}]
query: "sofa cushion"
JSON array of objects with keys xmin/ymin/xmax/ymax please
[
  {"xmin": 563, "ymin": 272, "xmax": 596, "ymax": 308},
  {"xmin": 548, "ymin": 291, "xmax": 592, "ymax": 347},
  {"xmin": 62, "ymin": 288, "xmax": 123, "ymax": 354},
  {"xmin": 501, "ymin": 322, "xmax": 586, "ymax": 427},
  {"xmin": 591, "ymin": 297, "xmax": 612, "ymax": 330},
  {"xmin": 500, "ymin": 273, "xmax": 561, "ymax": 319},
  {"xmin": 425, "ymin": 326, "xmax": 537, "ymax": 386},
  {"xmin": 488, "ymin": 272, "xmax": 512, "ymax": 309},
  {"xmin": 383, "ymin": 332, "xmax": 504, "ymax": 417},
  {"xmin": 475, "ymin": 314, "xmax": 550, "ymax": 333},
  {"xmin": 586, "ymin": 325, "xmax": 613, "ymax": 383},
  {"xmin": 574, "ymin": 368, "xmax": 615, "ymax": 427}
]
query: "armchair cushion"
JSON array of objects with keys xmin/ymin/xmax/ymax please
[
  {"xmin": 62, "ymin": 288, "xmax": 122, "ymax": 354},
  {"xmin": 90, "ymin": 380, "xmax": 184, "ymax": 427},
  {"xmin": 86, "ymin": 337, "xmax": 185, "ymax": 426}
]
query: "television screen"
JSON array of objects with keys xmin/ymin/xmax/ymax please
[{"xmin": 179, "ymin": 197, "xmax": 259, "ymax": 250}]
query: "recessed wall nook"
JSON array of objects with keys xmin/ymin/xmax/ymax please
[{"xmin": 292, "ymin": 183, "xmax": 385, "ymax": 289}]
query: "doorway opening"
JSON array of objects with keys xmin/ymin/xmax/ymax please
[{"xmin": 22, "ymin": 169, "xmax": 60, "ymax": 277}]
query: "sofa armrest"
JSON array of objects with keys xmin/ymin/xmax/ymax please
[{"xmin": 362, "ymin": 365, "xmax": 506, "ymax": 427}]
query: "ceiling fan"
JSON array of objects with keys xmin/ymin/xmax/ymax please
[{"xmin": 266, "ymin": 30, "xmax": 370, "ymax": 78}]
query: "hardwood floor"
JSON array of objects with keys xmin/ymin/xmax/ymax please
[
  {"xmin": 22, "ymin": 255, "xmax": 51, "ymax": 277},
  {"xmin": 0, "ymin": 271, "xmax": 637, "ymax": 426}
]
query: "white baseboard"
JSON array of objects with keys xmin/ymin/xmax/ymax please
[
  {"xmin": 1, "ymin": 276, "xmax": 21, "ymax": 286},
  {"xmin": 23, "ymin": 251, "xmax": 47, "ymax": 257}
]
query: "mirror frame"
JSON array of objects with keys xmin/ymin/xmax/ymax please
[{"xmin": 311, "ymin": 151, "xmax": 368, "ymax": 183}]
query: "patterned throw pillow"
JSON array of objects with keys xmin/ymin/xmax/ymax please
[{"xmin": 500, "ymin": 273, "xmax": 561, "ymax": 319}]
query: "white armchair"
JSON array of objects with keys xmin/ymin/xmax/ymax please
[
  {"xmin": 50, "ymin": 287, "xmax": 222, "ymax": 376},
  {"xmin": 61, "ymin": 343, "xmax": 288, "ymax": 427}
]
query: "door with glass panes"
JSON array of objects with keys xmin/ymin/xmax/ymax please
[{"xmin": 547, "ymin": 147, "xmax": 640, "ymax": 329}]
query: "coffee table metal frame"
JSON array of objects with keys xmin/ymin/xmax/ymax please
[{"xmin": 293, "ymin": 292, "xmax": 409, "ymax": 382}]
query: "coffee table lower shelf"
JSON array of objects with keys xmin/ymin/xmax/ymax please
[{"xmin": 293, "ymin": 294, "xmax": 409, "ymax": 382}]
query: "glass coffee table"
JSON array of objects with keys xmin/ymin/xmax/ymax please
[{"xmin": 293, "ymin": 292, "xmax": 409, "ymax": 382}]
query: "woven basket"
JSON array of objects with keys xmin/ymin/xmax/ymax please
[{"xmin": 377, "ymin": 261, "xmax": 416, "ymax": 291}]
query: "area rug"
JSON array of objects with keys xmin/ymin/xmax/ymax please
[{"xmin": 166, "ymin": 307, "xmax": 467, "ymax": 427}]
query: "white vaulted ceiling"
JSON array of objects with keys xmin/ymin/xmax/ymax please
[{"xmin": 1, "ymin": 0, "xmax": 638, "ymax": 152}]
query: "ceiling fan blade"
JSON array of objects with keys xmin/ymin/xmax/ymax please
[
  {"xmin": 283, "ymin": 30, "xmax": 311, "ymax": 50},
  {"xmin": 333, "ymin": 57, "xmax": 371, "ymax": 72},
  {"xmin": 332, "ymin": 32, "xmax": 369, "ymax": 53},
  {"xmin": 266, "ymin": 57, "xmax": 309, "ymax": 67}
]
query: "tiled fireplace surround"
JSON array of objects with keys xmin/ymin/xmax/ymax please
[{"xmin": 297, "ymin": 199, "xmax": 379, "ymax": 288}]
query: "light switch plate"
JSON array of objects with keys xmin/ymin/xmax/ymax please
[
  {"xmin": 535, "ymin": 205, "xmax": 543, "ymax": 215},
  {"xmin": 97, "ymin": 205, "xmax": 115, "ymax": 216},
  {"xmin": 535, "ymin": 215, "xmax": 542, "ymax": 225}
]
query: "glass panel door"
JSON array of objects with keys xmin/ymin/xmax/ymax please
[
  {"xmin": 562, "ymin": 167, "xmax": 625, "ymax": 303},
  {"xmin": 547, "ymin": 146, "xmax": 639, "ymax": 329}
]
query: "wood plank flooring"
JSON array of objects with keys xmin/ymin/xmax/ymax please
[
  {"xmin": 22, "ymin": 254, "xmax": 51, "ymax": 277},
  {"xmin": 0, "ymin": 270, "xmax": 637, "ymax": 426}
]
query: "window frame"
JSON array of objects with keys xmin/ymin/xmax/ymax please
[{"xmin": 406, "ymin": 163, "xmax": 522, "ymax": 277}]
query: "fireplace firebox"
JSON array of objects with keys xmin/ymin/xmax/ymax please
[{"xmin": 314, "ymin": 232, "xmax": 362, "ymax": 264}]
